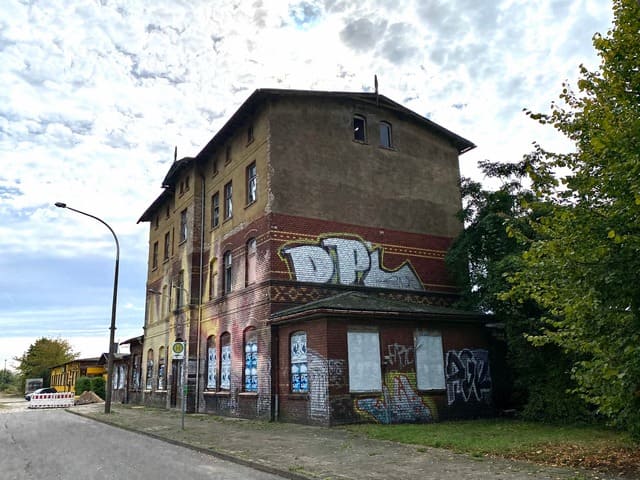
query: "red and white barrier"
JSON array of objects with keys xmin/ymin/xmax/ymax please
[{"xmin": 28, "ymin": 392, "xmax": 75, "ymax": 409}]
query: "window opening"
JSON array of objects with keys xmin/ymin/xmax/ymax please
[
  {"xmin": 163, "ymin": 232, "xmax": 170, "ymax": 260},
  {"xmin": 379, "ymin": 121, "xmax": 392, "ymax": 148},
  {"xmin": 353, "ymin": 115, "xmax": 366, "ymax": 142},
  {"xmin": 244, "ymin": 329, "xmax": 258, "ymax": 392},
  {"xmin": 224, "ymin": 182, "xmax": 233, "ymax": 219},
  {"xmin": 291, "ymin": 332, "xmax": 308, "ymax": 393},
  {"xmin": 415, "ymin": 330, "xmax": 445, "ymax": 390},
  {"xmin": 223, "ymin": 251, "xmax": 233, "ymax": 293},
  {"xmin": 211, "ymin": 192, "xmax": 220, "ymax": 228},
  {"xmin": 246, "ymin": 162, "xmax": 257, "ymax": 204},
  {"xmin": 347, "ymin": 331, "xmax": 381, "ymax": 392},
  {"xmin": 180, "ymin": 209, "xmax": 188, "ymax": 242},
  {"xmin": 145, "ymin": 349, "xmax": 154, "ymax": 390},
  {"xmin": 220, "ymin": 334, "xmax": 231, "ymax": 390},
  {"xmin": 207, "ymin": 336, "xmax": 217, "ymax": 389},
  {"xmin": 157, "ymin": 346, "xmax": 165, "ymax": 390}
]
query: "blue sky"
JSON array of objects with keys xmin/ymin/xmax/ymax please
[{"xmin": 0, "ymin": 0, "xmax": 613, "ymax": 368}]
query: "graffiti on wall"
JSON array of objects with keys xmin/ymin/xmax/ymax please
[
  {"xmin": 281, "ymin": 236, "xmax": 424, "ymax": 291},
  {"xmin": 328, "ymin": 359, "xmax": 346, "ymax": 388},
  {"xmin": 308, "ymin": 349, "xmax": 330, "ymax": 420},
  {"xmin": 445, "ymin": 349, "xmax": 492, "ymax": 406},
  {"xmin": 385, "ymin": 343, "xmax": 414, "ymax": 369},
  {"xmin": 355, "ymin": 373, "xmax": 435, "ymax": 424}
]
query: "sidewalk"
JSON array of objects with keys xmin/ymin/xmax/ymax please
[{"xmin": 69, "ymin": 403, "xmax": 621, "ymax": 480}]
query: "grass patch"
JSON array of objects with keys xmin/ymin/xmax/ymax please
[
  {"xmin": 344, "ymin": 419, "xmax": 639, "ymax": 476},
  {"xmin": 345, "ymin": 419, "xmax": 630, "ymax": 456}
]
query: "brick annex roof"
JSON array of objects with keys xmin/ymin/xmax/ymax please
[
  {"xmin": 270, "ymin": 291, "xmax": 488, "ymax": 325},
  {"xmin": 138, "ymin": 88, "xmax": 475, "ymax": 223}
]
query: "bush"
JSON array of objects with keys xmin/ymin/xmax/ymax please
[
  {"xmin": 90, "ymin": 376, "xmax": 105, "ymax": 400},
  {"xmin": 75, "ymin": 376, "xmax": 92, "ymax": 395}
]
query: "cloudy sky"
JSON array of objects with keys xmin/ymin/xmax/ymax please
[{"xmin": 0, "ymin": 0, "xmax": 612, "ymax": 369}]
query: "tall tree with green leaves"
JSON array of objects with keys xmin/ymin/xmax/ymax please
[
  {"xmin": 506, "ymin": 0, "xmax": 640, "ymax": 437},
  {"xmin": 447, "ymin": 161, "xmax": 591, "ymax": 421},
  {"xmin": 14, "ymin": 337, "xmax": 77, "ymax": 388}
]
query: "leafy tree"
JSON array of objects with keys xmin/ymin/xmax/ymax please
[
  {"xmin": 14, "ymin": 337, "xmax": 77, "ymax": 389},
  {"xmin": 447, "ymin": 161, "xmax": 591, "ymax": 421},
  {"xmin": 0, "ymin": 368, "xmax": 17, "ymax": 392},
  {"xmin": 506, "ymin": 0, "xmax": 640, "ymax": 437}
]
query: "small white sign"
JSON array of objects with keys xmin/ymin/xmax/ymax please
[{"xmin": 172, "ymin": 342, "xmax": 186, "ymax": 360}]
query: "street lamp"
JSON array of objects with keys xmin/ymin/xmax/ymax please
[{"xmin": 55, "ymin": 202, "xmax": 119, "ymax": 414}]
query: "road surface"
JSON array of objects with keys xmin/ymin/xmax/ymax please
[{"xmin": 0, "ymin": 399, "xmax": 285, "ymax": 480}]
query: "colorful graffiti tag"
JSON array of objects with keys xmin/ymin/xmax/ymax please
[
  {"xmin": 355, "ymin": 373, "xmax": 436, "ymax": 424},
  {"xmin": 281, "ymin": 236, "xmax": 424, "ymax": 291},
  {"xmin": 445, "ymin": 349, "xmax": 492, "ymax": 406}
]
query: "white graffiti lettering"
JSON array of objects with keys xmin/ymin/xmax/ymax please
[
  {"xmin": 282, "ymin": 236, "xmax": 424, "ymax": 291},
  {"xmin": 385, "ymin": 344, "xmax": 414, "ymax": 369},
  {"xmin": 445, "ymin": 349, "xmax": 492, "ymax": 406}
]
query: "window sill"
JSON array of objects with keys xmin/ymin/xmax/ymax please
[
  {"xmin": 352, "ymin": 139, "xmax": 368, "ymax": 145},
  {"xmin": 245, "ymin": 200, "xmax": 256, "ymax": 209},
  {"xmin": 239, "ymin": 392, "xmax": 258, "ymax": 397},
  {"xmin": 211, "ymin": 224, "xmax": 219, "ymax": 231},
  {"xmin": 223, "ymin": 216, "xmax": 233, "ymax": 223},
  {"xmin": 178, "ymin": 239, "xmax": 187, "ymax": 246},
  {"xmin": 378, "ymin": 145, "xmax": 395, "ymax": 151}
]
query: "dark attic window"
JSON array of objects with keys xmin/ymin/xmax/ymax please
[{"xmin": 353, "ymin": 115, "xmax": 366, "ymax": 142}]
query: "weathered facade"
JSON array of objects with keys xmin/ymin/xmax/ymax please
[
  {"xmin": 136, "ymin": 89, "xmax": 493, "ymax": 425},
  {"xmin": 50, "ymin": 357, "xmax": 105, "ymax": 393}
]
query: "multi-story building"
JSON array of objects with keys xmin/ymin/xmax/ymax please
[{"xmin": 136, "ymin": 89, "xmax": 492, "ymax": 425}]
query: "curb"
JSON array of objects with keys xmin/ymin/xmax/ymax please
[{"xmin": 66, "ymin": 408, "xmax": 313, "ymax": 480}]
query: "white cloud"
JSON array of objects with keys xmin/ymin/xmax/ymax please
[{"xmin": 0, "ymin": 0, "xmax": 614, "ymax": 356}]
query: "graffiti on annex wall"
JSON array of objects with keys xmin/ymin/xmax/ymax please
[
  {"xmin": 355, "ymin": 373, "xmax": 436, "ymax": 424},
  {"xmin": 445, "ymin": 349, "xmax": 492, "ymax": 406},
  {"xmin": 281, "ymin": 236, "xmax": 424, "ymax": 291}
]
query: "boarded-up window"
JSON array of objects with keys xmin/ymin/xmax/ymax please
[
  {"xmin": 220, "ymin": 333, "xmax": 231, "ymax": 390},
  {"xmin": 157, "ymin": 346, "xmax": 165, "ymax": 390},
  {"xmin": 347, "ymin": 331, "xmax": 381, "ymax": 392},
  {"xmin": 415, "ymin": 330, "xmax": 445, "ymax": 390},
  {"xmin": 290, "ymin": 332, "xmax": 308, "ymax": 393},
  {"xmin": 207, "ymin": 336, "xmax": 216, "ymax": 389}
]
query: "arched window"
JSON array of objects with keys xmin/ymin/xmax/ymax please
[
  {"xmin": 246, "ymin": 238, "xmax": 257, "ymax": 286},
  {"xmin": 223, "ymin": 251, "xmax": 233, "ymax": 293},
  {"xmin": 145, "ymin": 349, "xmax": 154, "ymax": 390},
  {"xmin": 244, "ymin": 328, "xmax": 258, "ymax": 392},
  {"xmin": 353, "ymin": 115, "xmax": 366, "ymax": 142},
  {"xmin": 290, "ymin": 332, "xmax": 308, "ymax": 393},
  {"xmin": 132, "ymin": 354, "xmax": 141, "ymax": 390},
  {"xmin": 379, "ymin": 121, "xmax": 392, "ymax": 148},
  {"xmin": 206, "ymin": 336, "xmax": 217, "ymax": 390},
  {"xmin": 220, "ymin": 333, "xmax": 231, "ymax": 390},
  {"xmin": 157, "ymin": 346, "xmax": 166, "ymax": 390}
]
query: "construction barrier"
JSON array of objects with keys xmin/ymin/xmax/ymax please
[{"xmin": 28, "ymin": 392, "xmax": 75, "ymax": 409}]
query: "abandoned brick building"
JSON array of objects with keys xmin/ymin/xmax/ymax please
[{"xmin": 135, "ymin": 88, "xmax": 493, "ymax": 425}]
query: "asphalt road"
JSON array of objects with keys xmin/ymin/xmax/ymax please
[{"xmin": 0, "ymin": 401, "xmax": 285, "ymax": 480}]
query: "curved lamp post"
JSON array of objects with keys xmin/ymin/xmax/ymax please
[{"xmin": 55, "ymin": 202, "xmax": 119, "ymax": 414}]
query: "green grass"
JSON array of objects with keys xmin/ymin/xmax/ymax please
[{"xmin": 343, "ymin": 419, "xmax": 632, "ymax": 457}]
